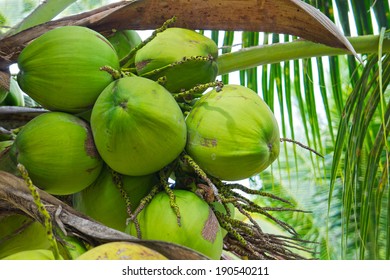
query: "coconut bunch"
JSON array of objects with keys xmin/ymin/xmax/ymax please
[{"xmin": 0, "ymin": 19, "xmax": 313, "ymax": 260}]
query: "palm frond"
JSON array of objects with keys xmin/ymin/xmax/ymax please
[{"xmin": 217, "ymin": 0, "xmax": 390, "ymax": 260}]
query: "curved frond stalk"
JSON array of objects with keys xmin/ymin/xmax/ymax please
[
  {"xmin": 217, "ymin": 35, "xmax": 390, "ymax": 75},
  {"xmin": 220, "ymin": 31, "xmax": 235, "ymax": 84}
]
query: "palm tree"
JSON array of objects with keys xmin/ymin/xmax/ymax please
[{"xmin": 0, "ymin": 0, "xmax": 389, "ymax": 260}]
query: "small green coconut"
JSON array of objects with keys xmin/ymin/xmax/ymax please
[
  {"xmin": 2, "ymin": 249, "xmax": 62, "ymax": 260},
  {"xmin": 17, "ymin": 26, "xmax": 120, "ymax": 113},
  {"xmin": 185, "ymin": 84, "xmax": 280, "ymax": 181},
  {"xmin": 126, "ymin": 190, "xmax": 223, "ymax": 260},
  {"xmin": 10, "ymin": 112, "xmax": 103, "ymax": 195},
  {"xmin": 77, "ymin": 242, "xmax": 168, "ymax": 260},
  {"xmin": 135, "ymin": 27, "xmax": 218, "ymax": 93},
  {"xmin": 0, "ymin": 214, "xmax": 52, "ymax": 259},
  {"xmin": 90, "ymin": 76, "xmax": 187, "ymax": 176},
  {"xmin": 73, "ymin": 165, "xmax": 157, "ymax": 232},
  {"xmin": 107, "ymin": 29, "xmax": 142, "ymax": 64}
]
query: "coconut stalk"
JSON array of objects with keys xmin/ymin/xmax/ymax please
[{"xmin": 218, "ymin": 35, "xmax": 390, "ymax": 75}]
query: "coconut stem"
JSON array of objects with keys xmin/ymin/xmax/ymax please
[
  {"xmin": 207, "ymin": 177, "xmax": 316, "ymax": 258},
  {"xmin": 121, "ymin": 68, "xmax": 137, "ymax": 76},
  {"xmin": 17, "ymin": 163, "xmax": 61, "ymax": 260},
  {"xmin": 140, "ymin": 55, "xmax": 216, "ymax": 83},
  {"xmin": 159, "ymin": 169, "xmax": 181, "ymax": 226},
  {"xmin": 178, "ymin": 102, "xmax": 193, "ymax": 114},
  {"xmin": 120, "ymin": 16, "xmax": 177, "ymax": 68},
  {"xmin": 100, "ymin": 65, "xmax": 122, "ymax": 80},
  {"xmin": 221, "ymin": 182, "xmax": 294, "ymax": 205},
  {"xmin": 100, "ymin": 65, "xmax": 121, "ymax": 79},
  {"xmin": 219, "ymin": 182, "xmax": 298, "ymax": 235},
  {"xmin": 181, "ymin": 154, "xmax": 220, "ymax": 202},
  {"xmin": 110, "ymin": 169, "xmax": 134, "ymax": 220},
  {"xmin": 213, "ymin": 210, "xmax": 250, "ymax": 248},
  {"xmin": 157, "ymin": 76, "xmax": 167, "ymax": 86},
  {"xmin": 173, "ymin": 80, "xmax": 224, "ymax": 101},
  {"xmin": 280, "ymin": 137, "xmax": 324, "ymax": 158},
  {"xmin": 127, "ymin": 184, "xmax": 160, "ymax": 238}
]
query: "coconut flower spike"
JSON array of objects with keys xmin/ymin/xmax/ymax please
[{"xmin": 17, "ymin": 163, "xmax": 61, "ymax": 260}]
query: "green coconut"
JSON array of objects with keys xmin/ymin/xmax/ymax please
[
  {"xmin": 185, "ymin": 84, "xmax": 280, "ymax": 181},
  {"xmin": 135, "ymin": 27, "xmax": 218, "ymax": 93},
  {"xmin": 17, "ymin": 26, "xmax": 120, "ymax": 113},
  {"xmin": 77, "ymin": 242, "xmax": 168, "ymax": 260},
  {"xmin": 73, "ymin": 165, "xmax": 157, "ymax": 232},
  {"xmin": 107, "ymin": 30, "xmax": 142, "ymax": 64},
  {"xmin": 1, "ymin": 249, "xmax": 63, "ymax": 260},
  {"xmin": 10, "ymin": 112, "xmax": 103, "ymax": 195},
  {"xmin": 90, "ymin": 76, "xmax": 187, "ymax": 176},
  {"xmin": 126, "ymin": 190, "xmax": 223, "ymax": 260},
  {"xmin": 0, "ymin": 214, "xmax": 52, "ymax": 259}
]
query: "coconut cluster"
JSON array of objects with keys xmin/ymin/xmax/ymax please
[{"xmin": 1, "ymin": 24, "xmax": 281, "ymax": 260}]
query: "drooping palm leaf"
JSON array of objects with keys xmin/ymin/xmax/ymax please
[
  {"xmin": 217, "ymin": 0, "xmax": 390, "ymax": 260},
  {"xmin": 331, "ymin": 52, "xmax": 390, "ymax": 259}
]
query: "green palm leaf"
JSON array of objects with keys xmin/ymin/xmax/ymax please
[{"xmin": 216, "ymin": 0, "xmax": 390, "ymax": 260}]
